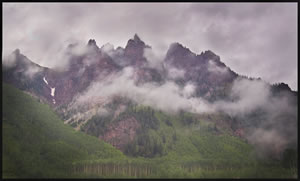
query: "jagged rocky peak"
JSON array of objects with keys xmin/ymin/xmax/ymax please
[
  {"xmin": 116, "ymin": 46, "xmax": 124, "ymax": 51},
  {"xmin": 199, "ymin": 50, "xmax": 223, "ymax": 67},
  {"xmin": 132, "ymin": 33, "xmax": 151, "ymax": 47},
  {"xmin": 13, "ymin": 48, "xmax": 21, "ymax": 55},
  {"xmin": 201, "ymin": 50, "xmax": 216, "ymax": 56},
  {"xmin": 87, "ymin": 39, "xmax": 97, "ymax": 46},
  {"xmin": 166, "ymin": 42, "xmax": 194, "ymax": 60},
  {"xmin": 87, "ymin": 39, "xmax": 100, "ymax": 51},
  {"xmin": 10, "ymin": 48, "xmax": 31, "ymax": 64},
  {"xmin": 124, "ymin": 34, "xmax": 150, "ymax": 64},
  {"xmin": 166, "ymin": 43, "xmax": 218, "ymax": 62},
  {"xmin": 125, "ymin": 33, "xmax": 150, "ymax": 49},
  {"xmin": 169, "ymin": 42, "xmax": 184, "ymax": 49},
  {"xmin": 272, "ymin": 82, "xmax": 292, "ymax": 92},
  {"xmin": 170, "ymin": 42, "xmax": 193, "ymax": 54},
  {"xmin": 133, "ymin": 33, "xmax": 141, "ymax": 42},
  {"xmin": 200, "ymin": 50, "xmax": 219, "ymax": 60}
]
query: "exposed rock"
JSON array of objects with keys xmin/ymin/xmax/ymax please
[
  {"xmin": 234, "ymin": 128, "xmax": 245, "ymax": 138},
  {"xmin": 100, "ymin": 117, "xmax": 140, "ymax": 151},
  {"xmin": 124, "ymin": 34, "xmax": 149, "ymax": 67}
]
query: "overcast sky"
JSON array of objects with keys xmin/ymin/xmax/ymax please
[{"xmin": 3, "ymin": 3, "xmax": 298, "ymax": 91}]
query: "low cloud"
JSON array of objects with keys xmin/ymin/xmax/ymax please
[
  {"xmin": 247, "ymin": 128, "xmax": 289, "ymax": 158},
  {"xmin": 23, "ymin": 65, "xmax": 42, "ymax": 79},
  {"xmin": 215, "ymin": 78, "xmax": 270, "ymax": 116},
  {"xmin": 51, "ymin": 41, "xmax": 101, "ymax": 71},
  {"xmin": 182, "ymin": 82, "xmax": 196, "ymax": 98},
  {"xmin": 143, "ymin": 47, "xmax": 165, "ymax": 70},
  {"xmin": 3, "ymin": 50, "xmax": 43, "ymax": 79},
  {"xmin": 101, "ymin": 43, "xmax": 115, "ymax": 57},
  {"xmin": 72, "ymin": 66, "xmax": 213, "ymax": 114},
  {"xmin": 101, "ymin": 44, "xmax": 129, "ymax": 67},
  {"xmin": 214, "ymin": 78, "xmax": 297, "ymax": 158},
  {"xmin": 166, "ymin": 66, "xmax": 186, "ymax": 80}
]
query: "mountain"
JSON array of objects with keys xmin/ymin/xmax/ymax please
[{"xmin": 2, "ymin": 34, "xmax": 298, "ymax": 178}]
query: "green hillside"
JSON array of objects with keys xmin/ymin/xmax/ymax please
[
  {"xmin": 2, "ymin": 83, "xmax": 125, "ymax": 178},
  {"xmin": 2, "ymin": 83, "xmax": 297, "ymax": 178}
]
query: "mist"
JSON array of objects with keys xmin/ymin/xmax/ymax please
[{"xmin": 72, "ymin": 66, "xmax": 213, "ymax": 114}]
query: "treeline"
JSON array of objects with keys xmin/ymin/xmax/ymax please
[
  {"xmin": 72, "ymin": 162, "xmax": 154, "ymax": 177},
  {"xmin": 71, "ymin": 159, "xmax": 297, "ymax": 178},
  {"xmin": 122, "ymin": 106, "xmax": 164, "ymax": 157},
  {"xmin": 81, "ymin": 100, "xmax": 159, "ymax": 138},
  {"xmin": 124, "ymin": 131, "xmax": 164, "ymax": 158},
  {"xmin": 80, "ymin": 114, "xmax": 113, "ymax": 137},
  {"xmin": 180, "ymin": 159, "xmax": 257, "ymax": 172},
  {"xmin": 115, "ymin": 105, "xmax": 159, "ymax": 130}
]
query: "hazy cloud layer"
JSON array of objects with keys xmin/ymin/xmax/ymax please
[
  {"xmin": 73, "ymin": 67, "xmax": 213, "ymax": 114},
  {"xmin": 214, "ymin": 78, "xmax": 271, "ymax": 116},
  {"xmin": 3, "ymin": 3, "xmax": 297, "ymax": 90},
  {"xmin": 143, "ymin": 47, "xmax": 165, "ymax": 70}
]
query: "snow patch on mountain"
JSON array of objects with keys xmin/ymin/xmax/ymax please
[
  {"xmin": 51, "ymin": 87, "xmax": 55, "ymax": 97},
  {"xmin": 43, "ymin": 77, "xmax": 49, "ymax": 85}
]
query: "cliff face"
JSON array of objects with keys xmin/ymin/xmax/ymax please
[{"xmin": 100, "ymin": 117, "xmax": 140, "ymax": 151}]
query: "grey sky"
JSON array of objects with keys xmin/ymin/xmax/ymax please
[{"xmin": 3, "ymin": 3, "xmax": 297, "ymax": 90}]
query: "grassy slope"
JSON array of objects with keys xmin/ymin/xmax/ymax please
[{"xmin": 2, "ymin": 83, "xmax": 125, "ymax": 178}]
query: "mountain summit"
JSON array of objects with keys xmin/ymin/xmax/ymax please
[{"xmin": 133, "ymin": 33, "xmax": 142, "ymax": 42}]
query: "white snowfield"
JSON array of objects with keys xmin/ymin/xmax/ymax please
[
  {"xmin": 51, "ymin": 87, "xmax": 56, "ymax": 104},
  {"xmin": 51, "ymin": 87, "xmax": 55, "ymax": 97},
  {"xmin": 43, "ymin": 77, "xmax": 49, "ymax": 85},
  {"xmin": 42, "ymin": 77, "xmax": 56, "ymax": 104}
]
